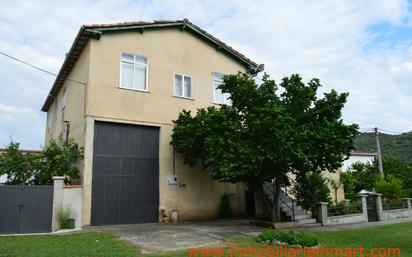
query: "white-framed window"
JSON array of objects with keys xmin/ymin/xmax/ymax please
[
  {"xmin": 213, "ymin": 72, "xmax": 230, "ymax": 105},
  {"xmin": 174, "ymin": 73, "xmax": 192, "ymax": 98},
  {"xmin": 61, "ymin": 87, "xmax": 67, "ymax": 109},
  {"xmin": 120, "ymin": 52, "xmax": 148, "ymax": 91}
]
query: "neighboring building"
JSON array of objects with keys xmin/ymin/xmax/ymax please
[
  {"xmin": 41, "ymin": 20, "xmax": 260, "ymax": 226},
  {"xmin": 342, "ymin": 150, "xmax": 378, "ymax": 172}
]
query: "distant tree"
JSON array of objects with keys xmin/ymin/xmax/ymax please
[
  {"xmin": 378, "ymin": 156, "xmax": 412, "ymax": 197},
  {"xmin": 0, "ymin": 140, "xmax": 36, "ymax": 185},
  {"xmin": 340, "ymin": 172, "xmax": 356, "ymax": 200},
  {"xmin": 0, "ymin": 139, "xmax": 83, "ymax": 185},
  {"xmin": 171, "ymin": 72, "xmax": 358, "ymax": 221},
  {"xmin": 341, "ymin": 156, "xmax": 412, "ymax": 199},
  {"xmin": 346, "ymin": 161, "xmax": 378, "ymax": 194},
  {"xmin": 375, "ymin": 175, "xmax": 406, "ymax": 201}
]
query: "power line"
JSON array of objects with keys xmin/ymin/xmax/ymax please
[{"xmin": 0, "ymin": 51, "xmax": 86, "ymax": 86}]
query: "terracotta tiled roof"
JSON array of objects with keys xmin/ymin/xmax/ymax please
[{"xmin": 41, "ymin": 19, "xmax": 259, "ymax": 111}]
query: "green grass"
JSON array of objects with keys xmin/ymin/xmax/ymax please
[
  {"xmin": 0, "ymin": 232, "xmax": 140, "ymax": 257},
  {"xmin": 0, "ymin": 222, "xmax": 411, "ymax": 257}
]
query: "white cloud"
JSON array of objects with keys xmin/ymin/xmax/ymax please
[{"xmin": 0, "ymin": 0, "xmax": 411, "ymax": 148}]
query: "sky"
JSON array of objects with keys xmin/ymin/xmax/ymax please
[{"xmin": 0, "ymin": 0, "xmax": 411, "ymax": 149}]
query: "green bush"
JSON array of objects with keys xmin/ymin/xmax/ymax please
[
  {"xmin": 219, "ymin": 193, "xmax": 232, "ymax": 218},
  {"xmin": 257, "ymin": 229, "xmax": 318, "ymax": 247},
  {"xmin": 294, "ymin": 172, "xmax": 331, "ymax": 215},
  {"xmin": 0, "ymin": 139, "xmax": 83, "ymax": 185},
  {"xmin": 57, "ymin": 205, "xmax": 75, "ymax": 230},
  {"xmin": 374, "ymin": 175, "xmax": 406, "ymax": 201},
  {"xmin": 328, "ymin": 201, "xmax": 362, "ymax": 216}
]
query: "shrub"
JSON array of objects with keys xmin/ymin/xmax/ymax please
[
  {"xmin": 257, "ymin": 229, "xmax": 318, "ymax": 247},
  {"xmin": 328, "ymin": 201, "xmax": 362, "ymax": 216},
  {"xmin": 374, "ymin": 175, "xmax": 406, "ymax": 201},
  {"xmin": 0, "ymin": 139, "xmax": 83, "ymax": 185},
  {"xmin": 340, "ymin": 172, "xmax": 355, "ymax": 200},
  {"xmin": 219, "ymin": 193, "xmax": 232, "ymax": 218},
  {"xmin": 294, "ymin": 172, "xmax": 331, "ymax": 215},
  {"xmin": 57, "ymin": 205, "xmax": 75, "ymax": 229}
]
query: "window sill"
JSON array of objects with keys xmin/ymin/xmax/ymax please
[
  {"xmin": 118, "ymin": 85, "xmax": 149, "ymax": 93},
  {"xmin": 174, "ymin": 95, "xmax": 194, "ymax": 101}
]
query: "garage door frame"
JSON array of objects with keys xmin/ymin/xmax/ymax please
[{"xmin": 90, "ymin": 121, "xmax": 160, "ymax": 226}]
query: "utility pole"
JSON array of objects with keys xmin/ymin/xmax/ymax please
[{"xmin": 374, "ymin": 127, "xmax": 384, "ymax": 177}]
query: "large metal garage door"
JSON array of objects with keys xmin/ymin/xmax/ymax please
[{"xmin": 91, "ymin": 121, "xmax": 159, "ymax": 226}]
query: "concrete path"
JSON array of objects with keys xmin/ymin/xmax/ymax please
[
  {"xmin": 90, "ymin": 220, "xmax": 263, "ymax": 253},
  {"xmin": 88, "ymin": 218, "xmax": 412, "ymax": 253}
]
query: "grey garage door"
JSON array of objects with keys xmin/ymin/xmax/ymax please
[
  {"xmin": 91, "ymin": 121, "xmax": 159, "ymax": 226},
  {"xmin": 0, "ymin": 186, "xmax": 53, "ymax": 234}
]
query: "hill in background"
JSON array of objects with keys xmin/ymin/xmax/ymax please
[{"xmin": 355, "ymin": 132, "xmax": 412, "ymax": 164}]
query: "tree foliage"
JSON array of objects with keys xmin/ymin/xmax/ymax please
[
  {"xmin": 341, "ymin": 156, "xmax": 411, "ymax": 199},
  {"xmin": 374, "ymin": 175, "xmax": 406, "ymax": 201},
  {"xmin": 294, "ymin": 172, "xmax": 331, "ymax": 213},
  {"xmin": 171, "ymin": 72, "xmax": 358, "ymax": 220},
  {"xmin": 0, "ymin": 139, "xmax": 83, "ymax": 185}
]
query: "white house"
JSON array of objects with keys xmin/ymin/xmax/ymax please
[{"xmin": 342, "ymin": 150, "xmax": 378, "ymax": 171}]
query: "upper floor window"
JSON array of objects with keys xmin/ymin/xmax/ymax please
[
  {"xmin": 120, "ymin": 53, "xmax": 148, "ymax": 91},
  {"xmin": 174, "ymin": 73, "xmax": 192, "ymax": 98},
  {"xmin": 213, "ymin": 72, "xmax": 230, "ymax": 105},
  {"xmin": 61, "ymin": 87, "xmax": 67, "ymax": 109}
]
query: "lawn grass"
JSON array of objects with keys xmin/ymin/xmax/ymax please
[
  {"xmin": 146, "ymin": 222, "xmax": 412, "ymax": 257},
  {"xmin": 0, "ymin": 231, "xmax": 140, "ymax": 257},
  {"xmin": 0, "ymin": 222, "xmax": 411, "ymax": 257}
]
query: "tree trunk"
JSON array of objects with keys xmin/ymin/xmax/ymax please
[{"xmin": 272, "ymin": 178, "xmax": 282, "ymax": 222}]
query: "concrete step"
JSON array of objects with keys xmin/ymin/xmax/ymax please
[
  {"xmin": 295, "ymin": 218, "xmax": 317, "ymax": 225},
  {"xmin": 300, "ymin": 222, "xmax": 321, "ymax": 228},
  {"xmin": 294, "ymin": 214, "xmax": 313, "ymax": 220}
]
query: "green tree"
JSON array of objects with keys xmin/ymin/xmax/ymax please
[
  {"xmin": 0, "ymin": 140, "xmax": 36, "ymax": 185},
  {"xmin": 0, "ymin": 139, "xmax": 83, "ymax": 185},
  {"xmin": 171, "ymin": 73, "xmax": 358, "ymax": 221},
  {"xmin": 295, "ymin": 172, "xmax": 331, "ymax": 213},
  {"xmin": 375, "ymin": 175, "xmax": 406, "ymax": 201},
  {"xmin": 378, "ymin": 156, "xmax": 412, "ymax": 197},
  {"xmin": 340, "ymin": 172, "xmax": 356, "ymax": 200},
  {"xmin": 346, "ymin": 161, "xmax": 378, "ymax": 195},
  {"xmin": 33, "ymin": 139, "xmax": 83, "ymax": 185}
]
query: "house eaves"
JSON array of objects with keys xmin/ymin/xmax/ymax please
[{"xmin": 41, "ymin": 19, "xmax": 260, "ymax": 112}]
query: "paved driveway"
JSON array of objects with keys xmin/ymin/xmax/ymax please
[{"xmin": 91, "ymin": 220, "xmax": 263, "ymax": 253}]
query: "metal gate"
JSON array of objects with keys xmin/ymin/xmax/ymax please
[
  {"xmin": 91, "ymin": 121, "xmax": 159, "ymax": 226},
  {"xmin": 0, "ymin": 186, "xmax": 53, "ymax": 234},
  {"xmin": 367, "ymin": 195, "xmax": 378, "ymax": 222}
]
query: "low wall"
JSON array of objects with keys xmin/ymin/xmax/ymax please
[
  {"xmin": 327, "ymin": 213, "xmax": 366, "ymax": 225},
  {"xmin": 381, "ymin": 208, "xmax": 411, "ymax": 221},
  {"xmin": 52, "ymin": 177, "xmax": 83, "ymax": 230},
  {"xmin": 62, "ymin": 186, "xmax": 83, "ymax": 228}
]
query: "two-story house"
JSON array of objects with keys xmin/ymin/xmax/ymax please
[{"xmin": 42, "ymin": 19, "xmax": 260, "ymax": 226}]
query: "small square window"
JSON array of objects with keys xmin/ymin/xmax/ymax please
[
  {"xmin": 174, "ymin": 73, "xmax": 192, "ymax": 98},
  {"xmin": 213, "ymin": 72, "xmax": 230, "ymax": 105},
  {"xmin": 120, "ymin": 53, "xmax": 148, "ymax": 91}
]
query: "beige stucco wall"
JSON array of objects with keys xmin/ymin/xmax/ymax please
[
  {"xmin": 45, "ymin": 42, "xmax": 90, "ymax": 147},
  {"xmin": 65, "ymin": 28, "xmax": 249, "ymax": 225},
  {"xmin": 322, "ymin": 169, "xmax": 345, "ymax": 204}
]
